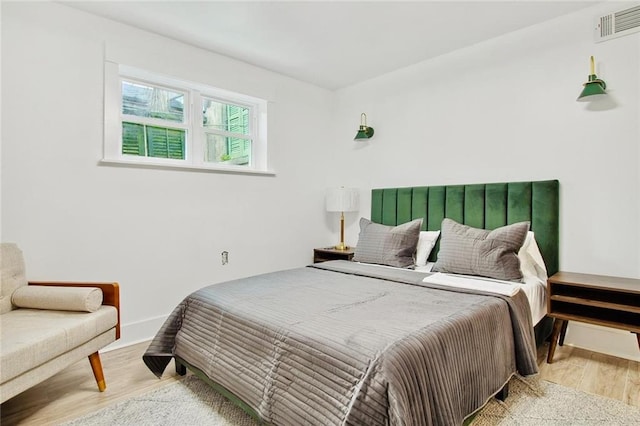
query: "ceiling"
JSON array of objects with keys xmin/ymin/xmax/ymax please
[{"xmin": 64, "ymin": 1, "xmax": 598, "ymax": 90}]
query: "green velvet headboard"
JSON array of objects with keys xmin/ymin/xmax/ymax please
[{"xmin": 371, "ymin": 180, "xmax": 560, "ymax": 276}]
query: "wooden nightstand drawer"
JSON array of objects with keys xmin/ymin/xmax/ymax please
[{"xmin": 313, "ymin": 247, "xmax": 355, "ymax": 263}]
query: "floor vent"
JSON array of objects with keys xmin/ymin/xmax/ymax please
[{"xmin": 595, "ymin": 4, "xmax": 640, "ymax": 42}]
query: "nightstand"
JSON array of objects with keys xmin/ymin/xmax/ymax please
[
  {"xmin": 313, "ymin": 247, "xmax": 355, "ymax": 263},
  {"xmin": 546, "ymin": 271, "xmax": 640, "ymax": 363}
]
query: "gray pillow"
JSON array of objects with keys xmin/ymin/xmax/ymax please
[
  {"xmin": 433, "ymin": 218, "xmax": 530, "ymax": 281},
  {"xmin": 353, "ymin": 218, "xmax": 422, "ymax": 268}
]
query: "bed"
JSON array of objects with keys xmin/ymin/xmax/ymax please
[
  {"xmin": 144, "ymin": 179, "xmax": 559, "ymax": 425},
  {"xmin": 370, "ymin": 180, "xmax": 559, "ymax": 345}
]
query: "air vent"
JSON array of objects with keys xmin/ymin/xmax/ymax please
[{"xmin": 595, "ymin": 4, "xmax": 640, "ymax": 42}]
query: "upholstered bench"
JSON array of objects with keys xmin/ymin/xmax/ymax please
[{"xmin": 0, "ymin": 243, "xmax": 120, "ymax": 403}]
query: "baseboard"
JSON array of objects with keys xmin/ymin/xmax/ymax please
[
  {"xmin": 102, "ymin": 314, "xmax": 169, "ymax": 352},
  {"xmin": 563, "ymin": 322, "xmax": 640, "ymax": 362}
]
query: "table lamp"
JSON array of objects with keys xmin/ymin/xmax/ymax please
[{"xmin": 325, "ymin": 187, "xmax": 359, "ymax": 251}]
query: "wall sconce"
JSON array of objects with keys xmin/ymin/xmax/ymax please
[
  {"xmin": 354, "ymin": 113, "xmax": 374, "ymax": 140},
  {"xmin": 577, "ymin": 56, "xmax": 607, "ymax": 101},
  {"xmin": 325, "ymin": 187, "xmax": 359, "ymax": 251}
]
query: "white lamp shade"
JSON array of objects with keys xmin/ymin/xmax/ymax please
[{"xmin": 326, "ymin": 188, "xmax": 359, "ymax": 212}]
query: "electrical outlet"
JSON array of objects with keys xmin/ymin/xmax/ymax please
[{"xmin": 221, "ymin": 251, "xmax": 229, "ymax": 265}]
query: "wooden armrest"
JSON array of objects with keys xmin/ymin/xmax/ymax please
[{"xmin": 28, "ymin": 281, "xmax": 121, "ymax": 339}]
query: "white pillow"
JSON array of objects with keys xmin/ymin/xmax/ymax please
[
  {"xmin": 518, "ymin": 231, "xmax": 548, "ymax": 285},
  {"xmin": 415, "ymin": 230, "xmax": 441, "ymax": 267}
]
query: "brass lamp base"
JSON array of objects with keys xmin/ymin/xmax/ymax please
[
  {"xmin": 333, "ymin": 242, "xmax": 350, "ymax": 251},
  {"xmin": 334, "ymin": 212, "xmax": 350, "ymax": 251}
]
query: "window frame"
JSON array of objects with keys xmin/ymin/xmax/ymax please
[
  {"xmin": 103, "ymin": 62, "xmax": 272, "ymax": 175},
  {"xmin": 121, "ymin": 77, "xmax": 190, "ymax": 161},
  {"xmin": 196, "ymin": 93, "xmax": 256, "ymax": 167}
]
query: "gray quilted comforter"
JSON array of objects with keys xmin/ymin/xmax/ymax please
[{"xmin": 144, "ymin": 261, "xmax": 537, "ymax": 425}]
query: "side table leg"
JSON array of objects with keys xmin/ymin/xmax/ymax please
[
  {"xmin": 559, "ymin": 321, "xmax": 569, "ymax": 346},
  {"xmin": 547, "ymin": 319, "xmax": 565, "ymax": 364}
]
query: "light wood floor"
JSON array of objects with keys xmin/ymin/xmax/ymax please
[
  {"xmin": 536, "ymin": 342, "xmax": 639, "ymax": 407},
  {"xmin": 2, "ymin": 341, "xmax": 638, "ymax": 425},
  {"xmin": 1, "ymin": 342, "xmax": 181, "ymax": 425}
]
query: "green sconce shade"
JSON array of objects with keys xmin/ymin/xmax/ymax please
[
  {"xmin": 354, "ymin": 126, "xmax": 374, "ymax": 139},
  {"xmin": 354, "ymin": 113, "xmax": 374, "ymax": 140},
  {"xmin": 577, "ymin": 56, "xmax": 607, "ymax": 102},
  {"xmin": 577, "ymin": 76, "xmax": 607, "ymax": 101}
]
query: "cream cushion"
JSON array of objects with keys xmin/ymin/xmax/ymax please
[
  {"xmin": 0, "ymin": 329, "xmax": 116, "ymax": 403},
  {"xmin": 12, "ymin": 286, "xmax": 103, "ymax": 312},
  {"xmin": 0, "ymin": 306, "xmax": 118, "ymax": 383},
  {"xmin": 0, "ymin": 243, "xmax": 27, "ymax": 314}
]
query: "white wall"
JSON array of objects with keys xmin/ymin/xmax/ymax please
[
  {"xmin": 1, "ymin": 2, "xmax": 343, "ymax": 347},
  {"xmin": 2, "ymin": 3, "xmax": 639, "ymax": 360},
  {"xmin": 334, "ymin": 4, "xmax": 640, "ymax": 360}
]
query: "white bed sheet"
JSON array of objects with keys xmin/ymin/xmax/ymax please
[{"xmin": 517, "ymin": 274, "xmax": 547, "ymax": 324}]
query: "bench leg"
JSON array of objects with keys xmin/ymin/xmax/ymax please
[{"xmin": 88, "ymin": 351, "xmax": 107, "ymax": 391}]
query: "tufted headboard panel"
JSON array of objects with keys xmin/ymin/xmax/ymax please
[{"xmin": 371, "ymin": 180, "xmax": 559, "ymax": 276}]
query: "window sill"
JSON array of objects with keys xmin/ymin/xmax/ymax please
[{"xmin": 99, "ymin": 158, "xmax": 276, "ymax": 176}]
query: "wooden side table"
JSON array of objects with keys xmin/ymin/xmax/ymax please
[
  {"xmin": 313, "ymin": 247, "xmax": 355, "ymax": 263},
  {"xmin": 546, "ymin": 271, "xmax": 640, "ymax": 363}
]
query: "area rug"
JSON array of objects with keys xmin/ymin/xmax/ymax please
[
  {"xmin": 62, "ymin": 374, "xmax": 640, "ymax": 425},
  {"xmin": 472, "ymin": 374, "xmax": 640, "ymax": 425}
]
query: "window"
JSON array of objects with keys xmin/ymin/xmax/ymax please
[
  {"xmin": 121, "ymin": 81, "xmax": 187, "ymax": 159},
  {"xmin": 103, "ymin": 63, "xmax": 270, "ymax": 174},
  {"xmin": 202, "ymin": 98, "xmax": 251, "ymax": 165}
]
